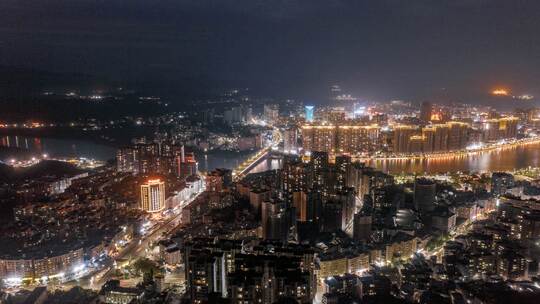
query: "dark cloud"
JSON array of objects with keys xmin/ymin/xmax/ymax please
[{"xmin": 1, "ymin": 0, "xmax": 539, "ymax": 102}]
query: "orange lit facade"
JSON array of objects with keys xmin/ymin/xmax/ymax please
[
  {"xmin": 301, "ymin": 124, "xmax": 381, "ymax": 154},
  {"xmin": 393, "ymin": 122, "xmax": 469, "ymax": 154},
  {"xmin": 492, "ymin": 89, "xmax": 509, "ymax": 96},
  {"xmin": 140, "ymin": 179, "xmax": 166, "ymax": 213},
  {"xmin": 482, "ymin": 117, "xmax": 519, "ymax": 141}
]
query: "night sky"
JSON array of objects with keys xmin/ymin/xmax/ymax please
[{"xmin": 1, "ymin": 0, "xmax": 540, "ymax": 103}]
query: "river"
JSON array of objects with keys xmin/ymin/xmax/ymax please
[
  {"xmin": 368, "ymin": 142, "xmax": 540, "ymax": 174},
  {"xmin": 262, "ymin": 142, "xmax": 540, "ymax": 174},
  {"xmin": 0, "ymin": 135, "xmax": 248, "ymax": 171},
  {"xmin": 0, "ymin": 135, "xmax": 116, "ymax": 161},
  {"xmin": 3, "ymin": 135, "xmax": 540, "ymax": 174}
]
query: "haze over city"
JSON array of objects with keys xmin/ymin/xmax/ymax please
[
  {"xmin": 2, "ymin": 1, "xmax": 540, "ymax": 304},
  {"xmin": 1, "ymin": 0, "xmax": 540, "ymax": 103}
]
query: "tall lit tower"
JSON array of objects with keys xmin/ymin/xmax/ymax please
[
  {"xmin": 420, "ymin": 101, "xmax": 433, "ymax": 122},
  {"xmin": 305, "ymin": 105, "xmax": 315, "ymax": 122},
  {"xmin": 140, "ymin": 179, "xmax": 166, "ymax": 213}
]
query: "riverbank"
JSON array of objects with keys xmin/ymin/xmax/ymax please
[
  {"xmin": 357, "ymin": 136, "xmax": 540, "ymax": 162},
  {"xmin": 0, "ymin": 126, "xmax": 154, "ymax": 148}
]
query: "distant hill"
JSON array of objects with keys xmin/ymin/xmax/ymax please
[
  {"xmin": 0, "ymin": 65, "xmax": 176, "ymax": 122},
  {"xmin": 0, "ymin": 65, "xmax": 100, "ymax": 97}
]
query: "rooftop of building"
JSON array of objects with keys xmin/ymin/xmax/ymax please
[{"xmin": 99, "ymin": 280, "xmax": 142, "ymax": 296}]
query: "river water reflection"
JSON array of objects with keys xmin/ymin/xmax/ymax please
[
  {"xmin": 3, "ymin": 135, "xmax": 540, "ymax": 174},
  {"xmin": 368, "ymin": 142, "xmax": 540, "ymax": 174},
  {"xmin": 0, "ymin": 135, "xmax": 253, "ymax": 170},
  {"xmin": 0, "ymin": 135, "xmax": 116, "ymax": 161},
  {"xmin": 249, "ymin": 143, "xmax": 540, "ymax": 175}
]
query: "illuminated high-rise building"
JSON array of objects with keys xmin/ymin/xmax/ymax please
[
  {"xmin": 498, "ymin": 117, "xmax": 519, "ymax": 139},
  {"xmin": 280, "ymin": 155, "xmax": 307, "ymax": 196},
  {"xmin": 175, "ymin": 145, "xmax": 198, "ymax": 179},
  {"xmin": 184, "ymin": 238, "xmax": 315, "ymax": 304},
  {"xmin": 301, "ymin": 125, "xmax": 337, "ymax": 153},
  {"xmin": 309, "ymin": 151, "xmax": 331, "ymax": 198},
  {"xmin": 323, "ymin": 108, "xmax": 348, "ymax": 123},
  {"xmin": 305, "ymin": 105, "xmax": 315, "ymax": 122},
  {"xmin": 393, "ymin": 122, "xmax": 470, "ymax": 154},
  {"xmin": 420, "ymin": 101, "xmax": 433, "ymax": 122},
  {"xmin": 491, "ymin": 172, "xmax": 515, "ymax": 196},
  {"xmin": 301, "ymin": 124, "xmax": 381, "ymax": 154},
  {"xmin": 136, "ymin": 143, "xmax": 160, "ymax": 174},
  {"xmin": 482, "ymin": 117, "xmax": 519, "ymax": 141},
  {"xmin": 263, "ymin": 104, "xmax": 279, "ymax": 124},
  {"xmin": 353, "ymin": 104, "xmax": 367, "ymax": 119},
  {"xmin": 483, "ymin": 119, "xmax": 500, "ymax": 141},
  {"xmin": 447, "ymin": 121, "xmax": 469, "ymax": 150},
  {"xmin": 407, "ymin": 135, "xmax": 424, "ymax": 153},
  {"xmin": 392, "ymin": 125, "xmax": 418, "ymax": 154},
  {"xmin": 421, "ymin": 127, "xmax": 436, "ymax": 153},
  {"xmin": 116, "ymin": 147, "xmax": 137, "ymax": 172},
  {"xmin": 140, "ymin": 179, "xmax": 166, "ymax": 213},
  {"xmin": 261, "ymin": 199, "xmax": 296, "ymax": 241},
  {"xmin": 414, "ymin": 178, "xmax": 436, "ymax": 213},
  {"xmin": 337, "ymin": 125, "xmax": 381, "ymax": 154},
  {"xmin": 422, "ymin": 124, "xmax": 454, "ymax": 153},
  {"xmin": 335, "ymin": 155, "xmax": 351, "ymax": 192},
  {"xmin": 283, "ymin": 127, "xmax": 299, "ymax": 153}
]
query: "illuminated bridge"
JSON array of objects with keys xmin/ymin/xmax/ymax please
[{"xmin": 233, "ymin": 147, "xmax": 272, "ymax": 180}]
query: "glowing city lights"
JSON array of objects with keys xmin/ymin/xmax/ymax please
[{"xmin": 492, "ymin": 89, "xmax": 509, "ymax": 96}]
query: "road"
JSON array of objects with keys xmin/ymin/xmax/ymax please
[
  {"xmin": 82, "ymin": 183, "xmax": 206, "ymax": 289},
  {"xmin": 233, "ymin": 147, "xmax": 271, "ymax": 180},
  {"xmin": 233, "ymin": 128, "xmax": 281, "ymax": 180}
]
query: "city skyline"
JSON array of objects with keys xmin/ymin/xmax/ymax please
[{"xmin": 2, "ymin": 2, "xmax": 540, "ymax": 304}]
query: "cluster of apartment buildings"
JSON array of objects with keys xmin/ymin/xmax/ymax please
[{"xmin": 298, "ymin": 116, "xmax": 519, "ymax": 155}]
